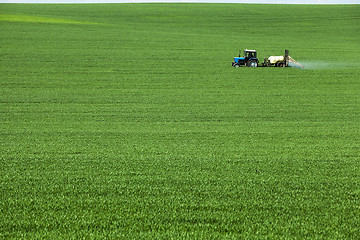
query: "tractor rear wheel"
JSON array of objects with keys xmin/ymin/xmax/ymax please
[{"xmin": 247, "ymin": 61, "xmax": 258, "ymax": 67}]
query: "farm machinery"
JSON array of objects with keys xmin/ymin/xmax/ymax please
[
  {"xmin": 232, "ymin": 49, "xmax": 259, "ymax": 67},
  {"xmin": 232, "ymin": 49, "xmax": 304, "ymax": 68}
]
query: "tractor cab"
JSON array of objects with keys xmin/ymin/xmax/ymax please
[
  {"xmin": 244, "ymin": 49, "xmax": 257, "ymax": 59},
  {"xmin": 232, "ymin": 49, "xmax": 259, "ymax": 67}
]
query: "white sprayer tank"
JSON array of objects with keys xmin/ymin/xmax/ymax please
[{"xmin": 268, "ymin": 56, "xmax": 284, "ymax": 64}]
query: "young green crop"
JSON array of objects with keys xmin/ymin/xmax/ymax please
[{"xmin": 1, "ymin": 3, "xmax": 359, "ymax": 239}]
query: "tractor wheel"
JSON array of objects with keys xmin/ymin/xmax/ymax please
[
  {"xmin": 234, "ymin": 64, "xmax": 240, "ymax": 68},
  {"xmin": 247, "ymin": 61, "xmax": 258, "ymax": 67},
  {"xmin": 279, "ymin": 62, "xmax": 284, "ymax": 67}
]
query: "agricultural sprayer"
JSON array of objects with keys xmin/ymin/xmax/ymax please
[{"xmin": 232, "ymin": 49, "xmax": 304, "ymax": 68}]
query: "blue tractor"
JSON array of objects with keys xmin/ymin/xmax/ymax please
[{"xmin": 232, "ymin": 49, "xmax": 259, "ymax": 67}]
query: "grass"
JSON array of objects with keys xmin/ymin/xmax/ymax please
[
  {"xmin": 1, "ymin": 3, "xmax": 360, "ymax": 239},
  {"xmin": 0, "ymin": 13, "xmax": 99, "ymax": 24}
]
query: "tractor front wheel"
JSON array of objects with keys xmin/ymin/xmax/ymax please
[{"xmin": 247, "ymin": 61, "xmax": 258, "ymax": 67}]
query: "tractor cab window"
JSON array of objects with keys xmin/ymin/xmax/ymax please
[
  {"xmin": 244, "ymin": 50, "xmax": 257, "ymax": 59},
  {"xmin": 246, "ymin": 52, "xmax": 254, "ymax": 58}
]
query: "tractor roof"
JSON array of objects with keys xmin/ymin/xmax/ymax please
[{"xmin": 245, "ymin": 49, "xmax": 257, "ymax": 52}]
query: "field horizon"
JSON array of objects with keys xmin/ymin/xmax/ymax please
[
  {"xmin": 1, "ymin": 0, "xmax": 360, "ymax": 4},
  {"xmin": 1, "ymin": 3, "xmax": 359, "ymax": 238}
]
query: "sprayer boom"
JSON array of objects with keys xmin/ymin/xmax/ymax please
[{"xmin": 288, "ymin": 56, "xmax": 304, "ymax": 68}]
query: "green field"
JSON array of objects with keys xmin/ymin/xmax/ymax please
[{"xmin": 1, "ymin": 3, "xmax": 359, "ymax": 238}]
